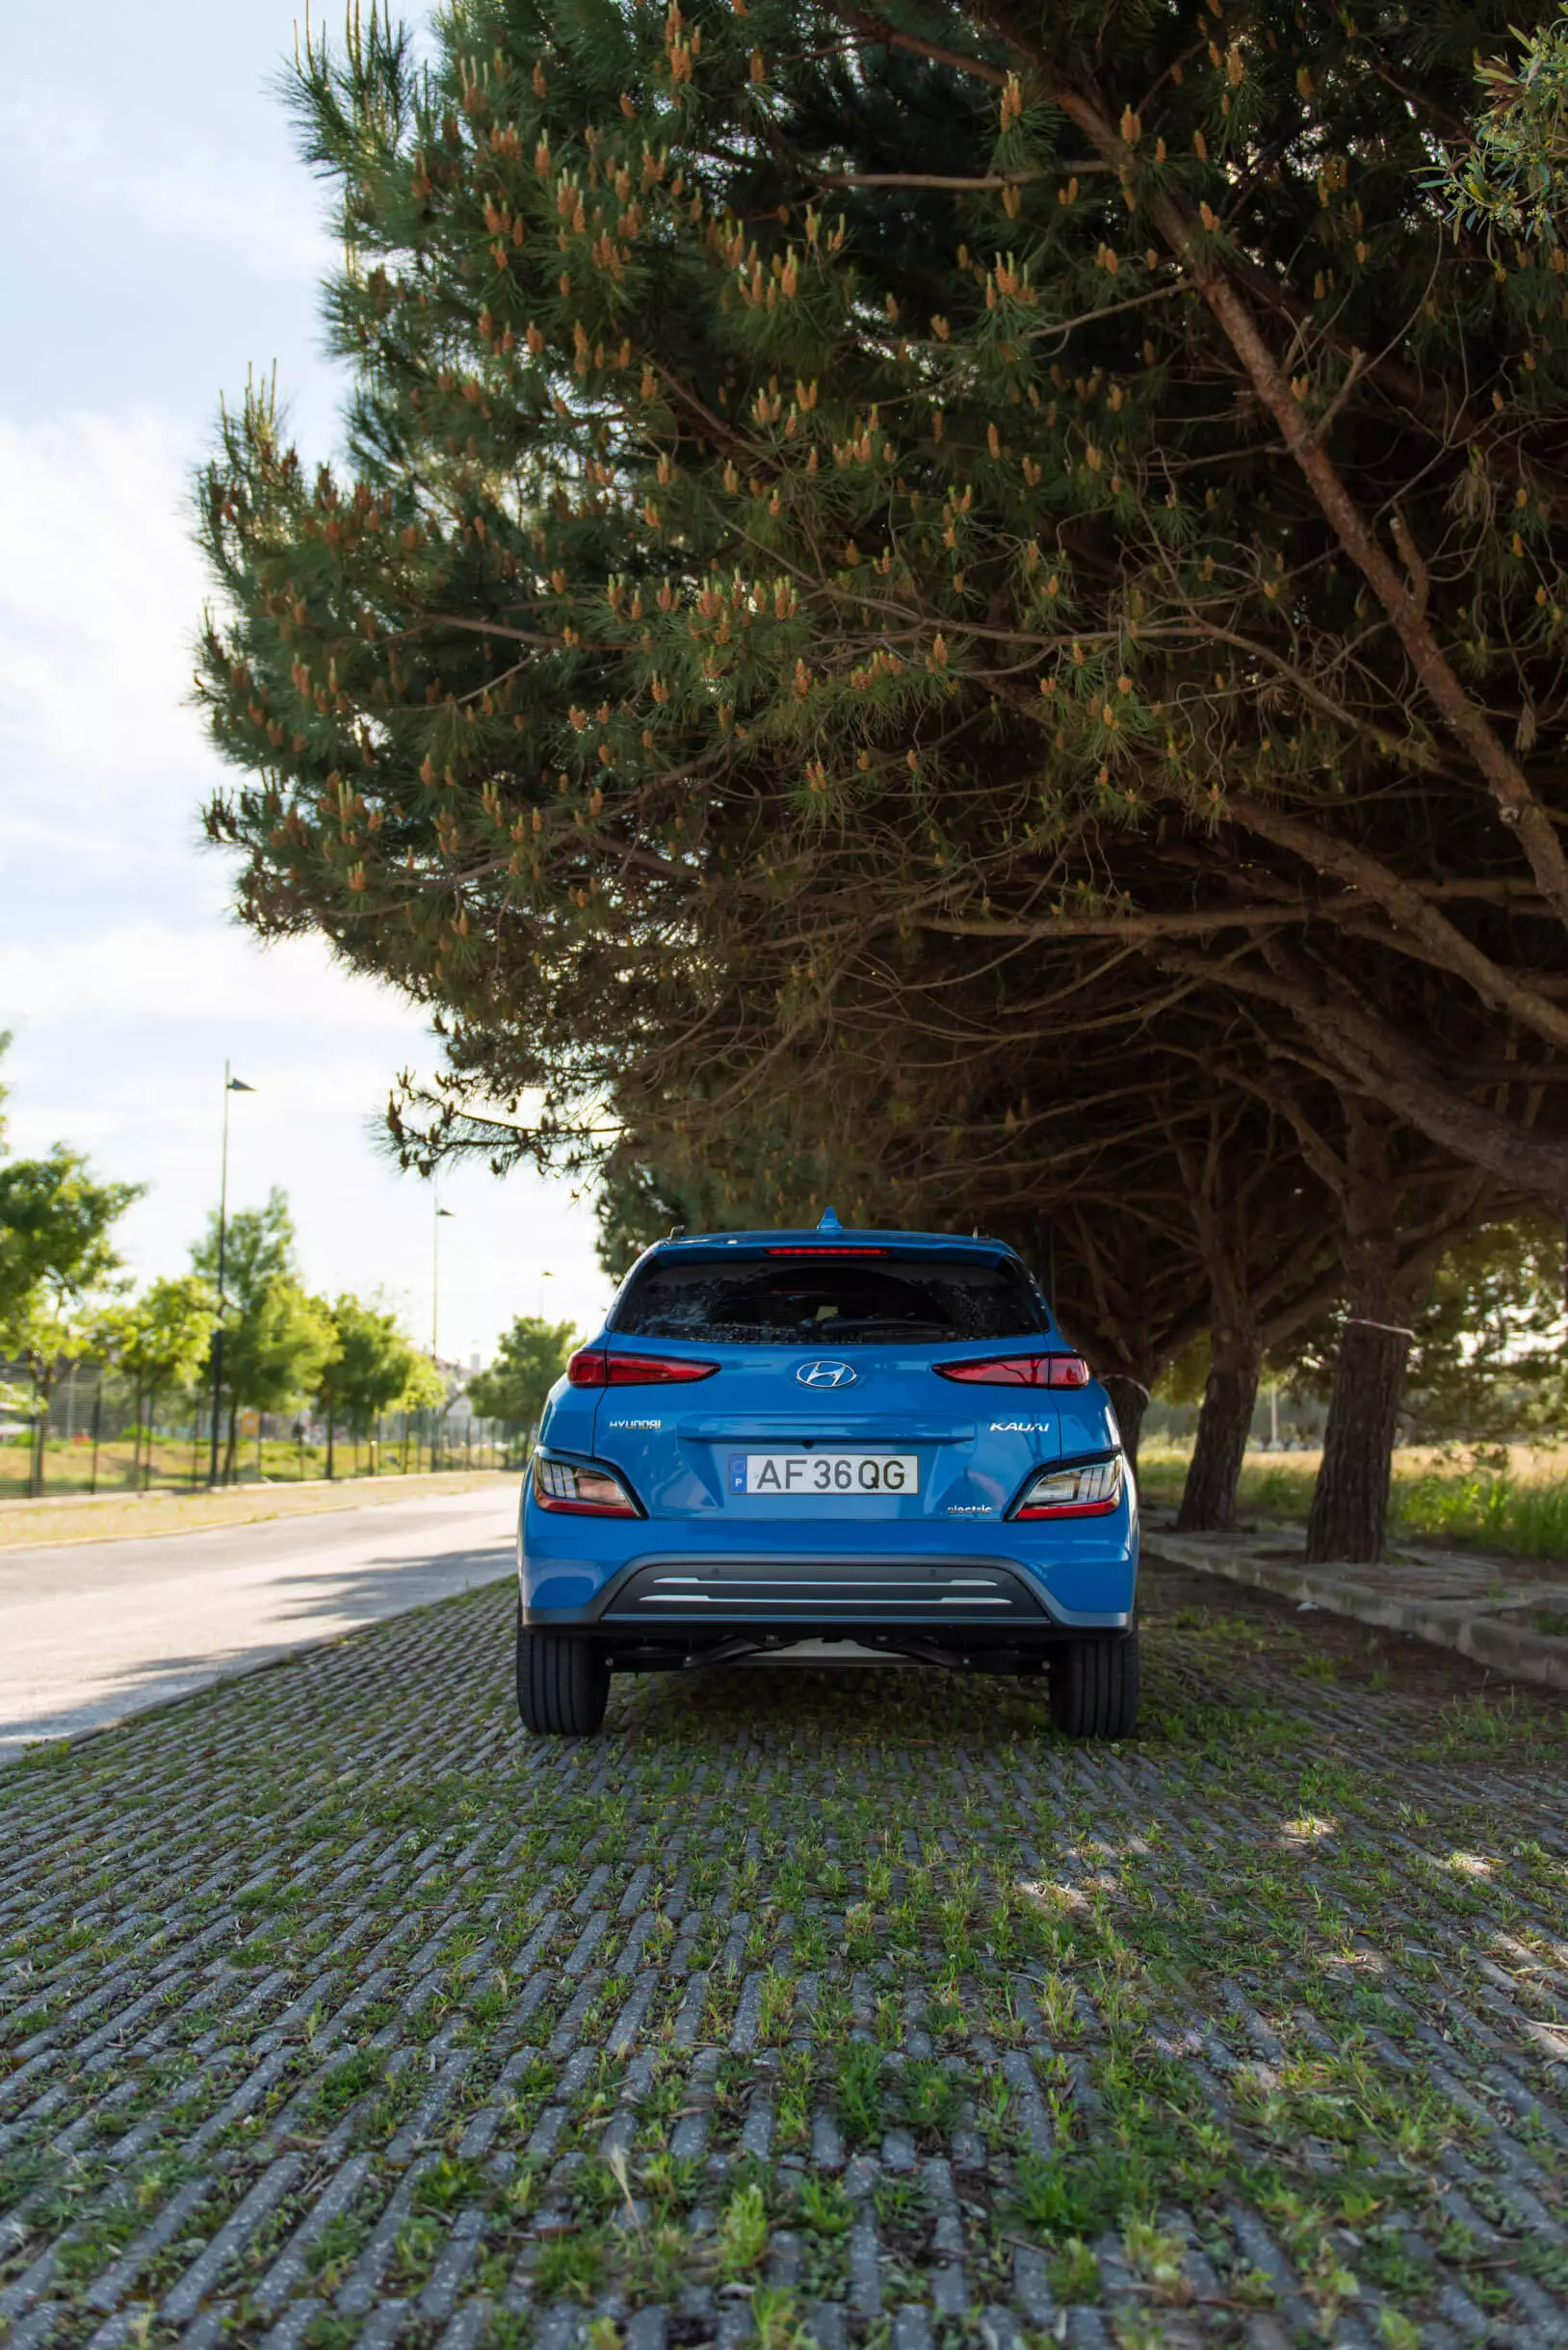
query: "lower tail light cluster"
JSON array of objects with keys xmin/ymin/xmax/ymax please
[
  {"xmin": 936, "ymin": 1352, "xmax": 1091, "ymax": 1388},
  {"xmin": 1011, "ymin": 1455, "xmax": 1125, "ymax": 1520},
  {"xmin": 567, "ymin": 1349, "xmax": 719, "ymax": 1387},
  {"xmin": 532, "ymin": 1453, "xmax": 641, "ymax": 1517}
]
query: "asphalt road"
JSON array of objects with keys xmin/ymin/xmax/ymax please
[{"xmin": 0, "ymin": 1485, "xmax": 519, "ymax": 1756}]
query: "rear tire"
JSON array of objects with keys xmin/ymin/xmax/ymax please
[
  {"xmin": 515, "ymin": 1615, "xmax": 611, "ymax": 1736},
  {"xmin": 1049, "ymin": 1631, "xmax": 1139, "ymax": 1739}
]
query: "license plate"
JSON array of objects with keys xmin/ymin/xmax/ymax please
[{"xmin": 729, "ymin": 1451, "xmax": 919, "ymax": 1497}]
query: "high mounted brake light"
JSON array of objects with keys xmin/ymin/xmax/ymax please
[
  {"xmin": 765, "ymin": 1246, "xmax": 889, "ymax": 1258},
  {"xmin": 934, "ymin": 1353, "xmax": 1091, "ymax": 1388},
  {"xmin": 567, "ymin": 1350, "xmax": 720, "ymax": 1387}
]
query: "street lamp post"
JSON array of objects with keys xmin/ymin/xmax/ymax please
[
  {"xmin": 207, "ymin": 1063, "xmax": 255, "ymax": 1487},
  {"xmin": 431, "ymin": 1200, "xmax": 455, "ymax": 1361},
  {"xmin": 431, "ymin": 1199, "xmax": 454, "ymax": 1473}
]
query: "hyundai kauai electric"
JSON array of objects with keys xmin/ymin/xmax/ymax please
[{"xmin": 515, "ymin": 1214, "xmax": 1138, "ymax": 1737}]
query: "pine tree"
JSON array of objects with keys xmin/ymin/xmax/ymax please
[
  {"xmin": 196, "ymin": 0, "xmax": 1568, "ymax": 1552},
  {"xmin": 199, "ymin": 0, "xmax": 1568, "ymax": 1210}
]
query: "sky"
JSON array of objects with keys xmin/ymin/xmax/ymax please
[{"xmin": 0, "ymin": 2, "xmax": 615, "ymax": 1366}]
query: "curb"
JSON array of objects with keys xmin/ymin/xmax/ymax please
[{"xmin": 1144, "ymin": 1533, "xmax": 1568, "ymax": 1695}]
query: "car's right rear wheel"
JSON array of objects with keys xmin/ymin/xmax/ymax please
[
  {"xmin": 515, "ymin": 1617, "xmax": 611, "ymax": 1736},
  {"xmin": 1048, "ymin": 1631, "xmax": 1139, "ymax": 1739}
]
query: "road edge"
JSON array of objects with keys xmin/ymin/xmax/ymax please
[{"xmin": 1, "ymin": 1568, "xmax": 517, "ymax": 1769}]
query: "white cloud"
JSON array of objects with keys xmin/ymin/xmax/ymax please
[
  {"xmin": 0, "ymin": 923, "xmax": 418, "ymax": 1034},
  {"xmin": 0, "ymin": 91, "xmax": 333, "ymax": 287},
  {"xmin": 0, "ymin": 7, "xmax": 614, "ymax": 1364},
  {"xmin": 0, "ymin": 410, "xmax": 212, "ymax": 817}
]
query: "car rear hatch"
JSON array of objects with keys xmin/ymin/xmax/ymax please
[{"xmin": 588, "ymin": 1237, "xmax": 1075, "ymax": 1528}]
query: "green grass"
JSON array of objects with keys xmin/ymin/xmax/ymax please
[{"xmin": 1139, "ymin": 1449, "xmax": 1568, "ymax": 1563}]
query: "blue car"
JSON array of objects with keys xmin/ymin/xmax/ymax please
[{"xmin": 516, "ymin": 1214, "xmax": 1138, "ymax": 1738}]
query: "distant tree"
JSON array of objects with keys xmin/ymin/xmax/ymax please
[
  {"xmin": 393, "ymin": 1355, "xmax": 449, "ymax": 1415},
  {"xmin": 316, "ymin": 1293, "xmax": 421, "ymax": 1475},
  {"xmin": 0, "ymin": 1146, "xmax": 142, "ymax": 1494},
  {"xmin": 468, "ymin": 1317, "xmax": 578, "ymax": 1444},
  {"xmin": 192, "ymin": 1189, "xmax": 335, "ymax": 1479},
  {"xmin": 192, "ymin": 1187, "xmax": 295, "ymax": 1310},
  {"xmin": 1274, "ymin": 1213, "xmax": 1568, "ymax": 1449},
  {"xmin": 387, "ymin": 1351, "xmax": 451, "ymax": 1470},
  {"xmin": 96, "ymin": 1277, "xmax": 221, "ymax": 1488}
]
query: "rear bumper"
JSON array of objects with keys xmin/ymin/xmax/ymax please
[{"xmin": 520, "ymin": 1511, "xmax": 1136, "ymax": 1635}]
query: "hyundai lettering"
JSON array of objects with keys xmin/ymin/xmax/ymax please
[{"xmin": 515, "ymin": 1212, "xmax": 1138, "ymax": 1737}]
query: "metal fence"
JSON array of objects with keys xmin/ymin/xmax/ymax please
[{"xmin": 0, "ymin": 1360, "xmax": 523, "ymax": 1498}]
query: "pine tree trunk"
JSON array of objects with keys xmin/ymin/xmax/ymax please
[
  {"xmin": 1176, "ymin": 1323, "xmax": 1262, "ymax": 1531},
  {"xmin": 1305, "ymin": 1315, "xmax": 1412, "ymax": 1562},
  {"xmin": 1103, "ymin": 1375, "xmax": 1148, "ymax": 1475}
]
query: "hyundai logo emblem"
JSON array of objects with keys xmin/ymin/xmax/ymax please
[{"xmin": 797, "ymin": 1359, "xmax": 857, "ymax": 1390}]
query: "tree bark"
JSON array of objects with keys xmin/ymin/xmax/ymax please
[
  {"xmin": 1103, "ymin": 1374, "xmax": 1148, "ymax": 1475},
  {"xmin": 1305, "ymin": 1316, "xmax": 1413, "ymax": 1563},
  {"xmin": 224, "ymin": 1401, "xmax": 239, "ymax": 1485},
  {"xmin": 326, "ymin": 1413, "xmax": 335, "ymax": 1481},
  {"xmin": 1176, "ymin": 1320, "xmax": 1262, "ymax": 1532}
]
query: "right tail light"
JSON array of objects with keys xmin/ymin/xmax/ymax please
[{"xmin": 1011, "ymin": 1455, "xmax": 1124, "ymax": 1520}]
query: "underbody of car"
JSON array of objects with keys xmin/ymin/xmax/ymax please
[{"xmin": 515, "ymin": 1214, "xmax": 1139, "ymax": 1736}]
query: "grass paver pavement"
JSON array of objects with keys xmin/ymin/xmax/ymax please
[{"xmin": 0, "ymin": 1568, "xmax": 1565, "ymax": 2350}]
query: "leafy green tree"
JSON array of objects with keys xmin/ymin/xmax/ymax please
[
  {"xmin": 316, "ymin": 1292, "xmax": 421, "ymax": 1475},
  {"xmin": 469, "ymin": 1316, "xmax": 578, "ymax": 1441},
  {"xmin": 0, "ymin": 1147, "xmax": 142, "ymax": 1493},
  {"xmin": 192, "ymin": 1189, "xmax": 335, "ymax": 1479},
  {"xmin": 387, "ymin": 1351, "xmax": 451, "ymax": 1470},
  {"xmin": 394, "ymin": 1354, "xmax": 450, "ymax": 1414},
  {"xmin": 96, "ymin": 1276, "xmax": 220, "ymax": 1488},
  {"xmin": 1442, "ymin": 11, "xmax": 1568, "ymax": 247},
  {"xmin": 1273, "ymin": 1213, "xmax": 1568, "ymax": 1449}
]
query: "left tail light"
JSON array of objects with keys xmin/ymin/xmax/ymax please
[
  {"xmin": 567, "ymin": 1349, "xmax": 719, "ymax": 1387},
  {"xmin": 935, "ymin": 1353, "xmax": 1091, "ymax": 1388},
  {"xmin": 532, "ymin": 1454, "xmax": 641, "ymax": 1517},
  {"xmin": 1011, "ymin": 1455, "xmax": 1124, "ymax": 1520}
]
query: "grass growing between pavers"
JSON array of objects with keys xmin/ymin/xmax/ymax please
[{"xmin": 0, "ymin": 1568, "xmax": 1564, "ymax": 2350}]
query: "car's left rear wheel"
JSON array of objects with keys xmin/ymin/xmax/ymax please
[{"xmin": 515, "ymin": 1615, "xmax": 611, "ymax": 1736}]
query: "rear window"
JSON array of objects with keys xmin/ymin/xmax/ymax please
[{"xmin": 612, "ymin": 1252, "xmax": 1048, "ymax": 1345}]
